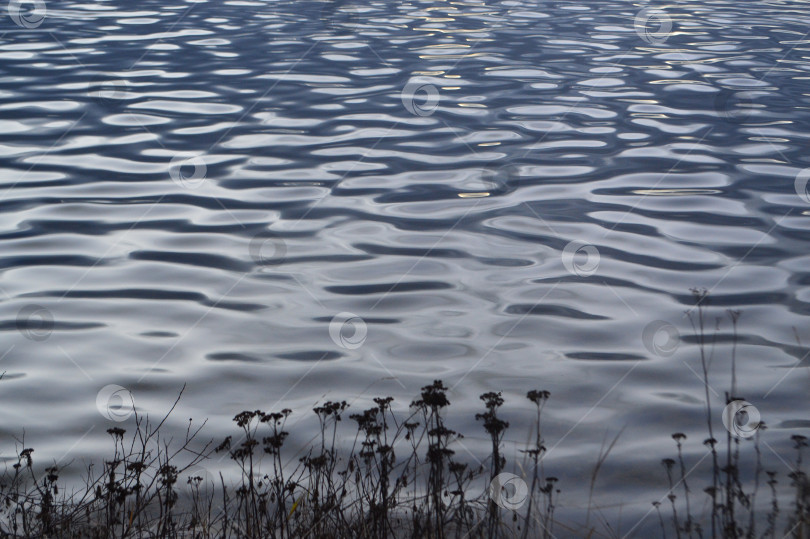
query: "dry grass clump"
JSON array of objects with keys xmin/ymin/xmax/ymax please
[{"xmin": 1, "ymin": 291, "xmax": 808, "ymax": 537}]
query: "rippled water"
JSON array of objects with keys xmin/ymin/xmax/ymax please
[{"xmin": 2, "ymin": 0, "xmax": 810, "ymax": 533}]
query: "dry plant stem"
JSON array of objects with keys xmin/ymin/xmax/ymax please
[
  {"xmin": 3, "ymin": 320, "xmax": 809, "ymax": 539},
  {"xmin": 689, "ymin": 288, "xmax": 719, "ymax": 537},
  {"xmin": 522, "ymin": 390, "xmax": 549, "ymax": 539},
  {"xmin": 663, "ymin": 458, "xmax": 682, "ymax": 539}
]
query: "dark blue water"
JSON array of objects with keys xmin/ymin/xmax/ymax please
[{"xmin": 2, "ymin": 0, "xmax": 810, "ymax": 534}]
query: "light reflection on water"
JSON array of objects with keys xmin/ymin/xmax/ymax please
[{"xmin": 1, "ymin": 0, "xmax": 809, "ymax": 531}]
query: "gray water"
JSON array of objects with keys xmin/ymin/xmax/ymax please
[{"xmin": 1, "ymin": 0, "xmax": 810, "ymax": 534}]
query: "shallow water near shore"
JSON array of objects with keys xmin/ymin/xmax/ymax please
[{"xmin": 1, "ymin": 0, "xmax": 810, "ymax": 533}]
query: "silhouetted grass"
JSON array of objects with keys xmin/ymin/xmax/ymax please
[
  {"xmin": 1, "ymin": 292, "xmax": 808, "ymax": 537},
  {"xmin": 1, "ymin": 381, "xmax": 557, "ymax": 538},
  {"xmin": 649, "ymin": 290, "xmax": 810, "ymax": 538}
]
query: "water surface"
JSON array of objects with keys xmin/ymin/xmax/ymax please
[{"xmin": 1, "ymin": 0, "xmax": 810, "ymax": 533}]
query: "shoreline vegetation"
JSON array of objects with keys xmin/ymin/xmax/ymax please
[{"xmin": 1, "ymin": 290, "xmax": 808, "ymax": 538}]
